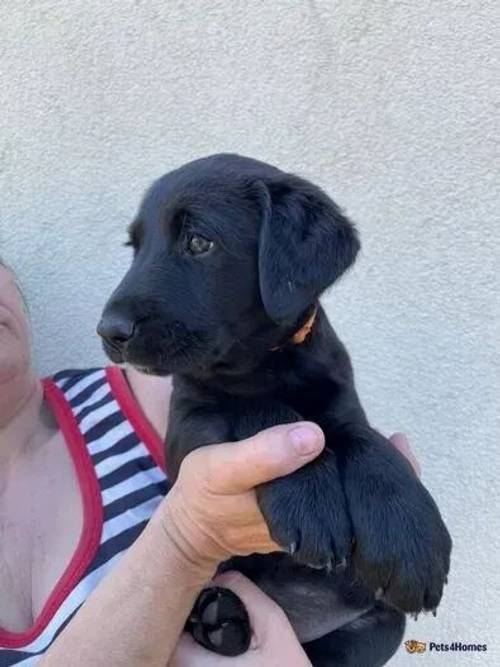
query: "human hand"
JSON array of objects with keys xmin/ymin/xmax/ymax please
[
  {"xmin": 160, "ymin": 422, "xmax": 325, "ymax": 574},
  {"xmin": 389, "ymin": 432, "xmax": 421, "ymax": 476},
  {"xmin": 169, "ymin": 572, "xmax": 311, "ymax": 667},
  {"xmin": 160, "ymin": 428, "xmax": 419, "ymax": 576},
  {"xmin": 164, "ymin": 430, "xmax": 419, "ymax": 661}
]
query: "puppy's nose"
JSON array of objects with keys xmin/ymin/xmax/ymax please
[{"xmin": 97, "ymin": 313, "xmax": 136, "ymax": 347}]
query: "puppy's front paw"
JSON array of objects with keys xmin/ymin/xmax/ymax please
[
  {"xmin": 339, "ymin": 430, "xmax": 452, "ymax": 613},
  {"xmin": 257, "ymin": 452, "xmax": 352, "ymax": 571}
]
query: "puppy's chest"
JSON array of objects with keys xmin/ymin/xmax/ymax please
[
  {"xmin": 285, "ymin": 376, "xmax": 340, "ymax": 419},
  {"xmin": 175, "ymin": 354, "xmax": 348, "ymax": 441},
  {"xmin": 219, "ymin": 374, "xmax": 340, "ymax": 429}
]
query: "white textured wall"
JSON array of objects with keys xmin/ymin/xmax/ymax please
[{"xmin": 1, "ymin": 1, "xmax": 499, "ymax": 663}]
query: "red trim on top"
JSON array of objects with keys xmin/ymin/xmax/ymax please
[
  {"xmin": 106, "ymin": 366, "xmax": 166, "ymax": 472},
  {"xmin": 0, "ymin": 379, "xmax": 103, "ymax": 648}
]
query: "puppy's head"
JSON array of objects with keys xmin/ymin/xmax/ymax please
[{"xmin": 98, "ymin": 154, "xmax": 359, "ymax": 376}]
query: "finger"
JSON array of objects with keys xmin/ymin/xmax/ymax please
[
  {"xmin": 389, "ymin": 432, "xmax": 421, "ymax": 476},
  {"xmin": 169, "ymin": 632, "xmax": 222, "ymax": 666},
  {"xmin": 197, "ymin": 422, "xmax": 325, "ymax": 494},
  {"xmin": 212, "ymin": 572, "xmax": 288, "ymax": 637}
]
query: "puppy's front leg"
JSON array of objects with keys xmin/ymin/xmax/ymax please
[
  {"xmin": 332, "ymin": 422, "xmax": 452, "ymax": 613},
  {"xmin": 256, "ymin": 451, "xmax": 352, "ymax": 570},
  {"xmin": 231, "ymin": 402, "xmax": 352, "ymax": 571},
  {"xmin": 166, "ymin": 400, "xmax": 232, "ymax": 481}
]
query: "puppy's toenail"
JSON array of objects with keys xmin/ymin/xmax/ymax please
[
  {"xmin": 306, "ymin": 562, "xmax": 324, "ymax": 570},
  {"xmin": 335, "ymin": 557, "xmax": 347, "ymax": 572}
]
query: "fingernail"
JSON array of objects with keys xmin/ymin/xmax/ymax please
[{"xmin": 289, "ymin": 425, "xmax": 321, "ymax": 455}]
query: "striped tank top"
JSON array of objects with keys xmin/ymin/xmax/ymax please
[{"xmin": 0, "ymin": 366, "xmax": 169, "ymax": 666}]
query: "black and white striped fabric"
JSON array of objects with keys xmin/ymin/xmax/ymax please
[{"xmin": 0, "ymin": 367, "xmax": 169, "ymax": 666}]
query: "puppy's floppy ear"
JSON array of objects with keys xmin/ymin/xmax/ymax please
[{"xmin": 257, "ymin": 174, "xmax": 360, "ymax": 324}]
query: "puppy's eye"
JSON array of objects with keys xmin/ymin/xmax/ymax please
[{"xmin": 187, "ymin": 234, "xmax": 214, "ymax": 255}]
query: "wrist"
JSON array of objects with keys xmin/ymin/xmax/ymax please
[{"xmin": 154, "ymin": 490, "xmax": 219, "ymax": 583}]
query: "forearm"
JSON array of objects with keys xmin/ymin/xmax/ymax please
[{"xmin": 40, "ymin": 504, "xmax": 216, "ymax": 667}]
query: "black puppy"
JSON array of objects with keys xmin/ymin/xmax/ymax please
[{"xmin": 98, "ymin": 154, "xmax": 452, "ymax": 666}]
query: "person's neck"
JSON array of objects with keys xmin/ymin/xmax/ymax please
[
  {"xmin": 0, "ymin": 370, "xmax": 44, "ymax": 462},
  {"xmin": 124, "ymin": 366, "xmax": 172, "ymax": 441}
]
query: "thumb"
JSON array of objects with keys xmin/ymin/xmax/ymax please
[
  {"xmin": 198, "ymin": 421, "xmax": 324, "ymax": 494},
  {"xmin": 389, "ymin": 432, "xmax": 421, "ymax": 477}
]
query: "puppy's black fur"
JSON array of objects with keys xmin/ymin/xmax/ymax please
[{"xmin": 99, "ymin": 154, "xmax": 452, "ymax": 666}]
